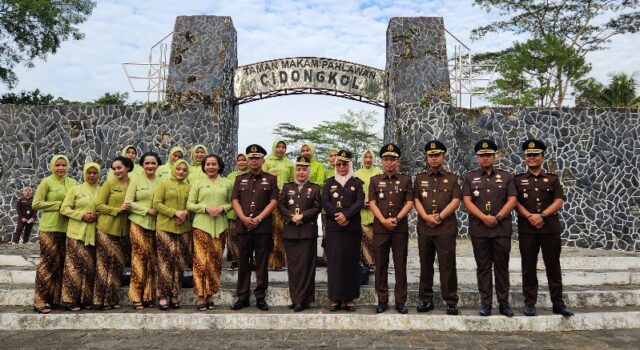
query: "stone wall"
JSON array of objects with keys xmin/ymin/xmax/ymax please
[
  {"xmin": 0, "ymin": 105, "xmax": 638, "ymax": 251},
  {"xmin": 0, "ymin": 104, "xmax": 237, "ymax": 240}
]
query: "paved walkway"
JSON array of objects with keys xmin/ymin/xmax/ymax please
[{"xmin": 1, "ymin": 329, "xmax": 639, "ymax": 349}]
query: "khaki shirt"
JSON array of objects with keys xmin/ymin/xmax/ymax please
[
  {"xmin": 231, "ymin": 171, "xmax": 279, "ymax": 235},
  {"xmin": 514, "ymin": 171, "xmax": 564, "ymax": 234},
  {"xmin": 462, "ymin": 168, "xmax": 516, "ymax": 237},
  {"xmin": 369, "ymin": 172, "xmax": 413, "ymax": 233},
  {"xmin": 414, "ymin": 169, "xmax": 461, "ymax": 236},
  {"xmin": 278, "ymin": 181, "xmax": 322, "ymax": 239}
]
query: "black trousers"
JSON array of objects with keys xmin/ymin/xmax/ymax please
[
  {"xmin": 417, "ymin": 233, "xmax": 459, "ymax": 305},
  {"xmin": 373, "ymin": 232, "xmax": 408, "ymax": 304},
  {"xmin": 470, "ymin": 236, "xmax": 511, "ymax": 305},
  {"xmin": 12, "ymin": 221, "xmax": 34, "ymax": 243},
  {"xmin": 519, "ymin": 233, "xmax": 565, "ymax": 307},
  {"xmin": 236, "ymin": 233, "xmax": 274, "ymax": 301}
]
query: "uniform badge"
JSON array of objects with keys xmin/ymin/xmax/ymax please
[
  {"xmin": 523, "ymin": 193, "xmax": 528, "ymax": 199},
  {"xmin": 350, "ymin": 186, "xmax": 355, "ymax": 191},
  {"xmin": 422, "ymin": 191, "xmax": 428, "ymax": 198},
  {"xmin": 379, "ymin": 192, "xmax": 384, "ymax": 199},
  {"xmin": 288, "ymin": 199, "xmax": 294, "ymax": 205},
  {"xmin": 443, "ymin": 179, "xmax": 449, "ymax": 184},
  {"xmin": 395, "ymin": 180, "xmax": 400, "ymax": 185},
  {"xmin": 496, "ymin": 179, "xmax": 503, "ymax": 183},
  {"xmin": 262, "ymin": 178, "xmax": 266, "ymax": 181},
  {"xmin": 473, "ymin": 190, "xmax": 480, "ymax": 197},
  {"xmin": 543, "ymin": 178, "xmax": 549, "ymax": 182},
  {"xmin": 332, "ymin": 192, "xmax": 339, "ymax": 198},
  {"xmin": 496, "ymin": 174, "xmax": 501, "ymax": 179}
]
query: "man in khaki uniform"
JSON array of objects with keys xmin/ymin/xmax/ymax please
[
  {"xmin": 515, "ymin": 139, "xmax": 573, "ymax": 317},
  {"xmin": 369, "ymin": 143, "xmax": 414, "ymax": 314},
  {"xmin": 414, "ymin": 140, "xmax": 461, "ymax": 315},
  {"xmin": 462, "ymin": 139, "xmax": 517, "ymax": 317}
]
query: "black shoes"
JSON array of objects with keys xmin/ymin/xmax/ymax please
[
  {"xmin": 553, "ymin": 305, "xmax": 574, "ymax": 317},
  {"xmin": 524, "ymin": 304, "xmax": 536, "ymax": 316},
  {"xmin": 499, "ymin": 303, "xmax": 514, "ymax": 317},
  {"xmin": 395, "ymin": 303, "xmax": 408, "ymax": 314},
  {"xmin": 376, "ymin": 302, "xmax": 389, "ymax": 313},
  {"xmin": 446, "ymin": 304, "xmax": 459, "ymax": 315},
  {"xmin": 230, "ymin": 299, "xmax": 250, "ymax": 311},
  {"xmin": 293, "ymin": 303, "xmax": 309, "ymax": 312},
  {"xmin": 479, "ymin": 304, "xmax": 492, "ymax": 316},
  {"xmin": 256, "ymin": 298, "xmax": 269, "ymax": 311},
  {"xmin": 416, "ymin": 301, "xmax": 435, "ymax": 313}
]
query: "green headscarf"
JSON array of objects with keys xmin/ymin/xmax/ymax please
[
  {"xmin": 49, "ymin": 154, "xmax": 70, "ymax": 181},
  {"xmin": 171, "ymin": 159, "xmax": 190, "ymax": 183},
  {"xmin": 189, "ymin": 144, "xmax": 208, "ymax": 166},
  {"xmin": 167, "ymin": 146, "xmax": 186, "ymax": 165}
]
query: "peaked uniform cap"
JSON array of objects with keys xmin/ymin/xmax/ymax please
[
  {"xmin": 380, "ymin": 143, "xmax": 401, "ymax": 158},
  {"xmin": 295, "ymin": 156, "xmax": 311, "ymax": 166},
  {"xmin": 474, "ymin": 139, "xmax": 498, "ymax": 154},
  {"xmin": 425, "ymin": 140, "xmax": 447, "ymax": 154},
  {"xmin": 336, "ymin": 149, "xmax": 353, "ymax": 162},
  {"xmin": 246, "ymin": 144, "xmax": 267, "ymax": 158},
  {"xmin": 522, "ymin": 139, "xmax": 547, "ymax": 154}
]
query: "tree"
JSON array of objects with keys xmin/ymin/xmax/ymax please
[
  {"xmin": 575, "ymin": 73, "xmax": 640, "ymax": 107},
  {"xmin": 273, "ymin": 109, "xmax": 382, "ymax": 168},
  {"xmin": 471, "ymin": 0, "xmax": 640, "ymax": 106},
  {"xmin": 477, "ymin": 36, "xmax": 591, "ymax": 107},
  {"xmin": 0, "ymin": 0, "xmax": 96, "ymax": 88},
  {"xmin": 0, "ymin": 88, "xmax": 54, "ymax": 104},
  {"xmin": 92, "ymin": 92, "xmax": 130, "ymax": 105},
  {"xmin": 600, "ymin": 73, "xmax": 640, "ymax": 107}
]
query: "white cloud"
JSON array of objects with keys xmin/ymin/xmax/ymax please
[{"xmin": 3, "ymin": 0, "xmax": 638, "ymax": 150}]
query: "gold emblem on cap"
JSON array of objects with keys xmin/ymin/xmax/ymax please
[
  {"xmin": 388, "ymin": 144, "xmax": 394, "ymax": 151},
  {"xmin": 430, "ymin": 142, "xmax": 436, "ymax": 149},
  {"xmin": 528, "ymin": 141, "xmax": 535, "ymax": 149},
  {"xmin": 251, "ymin": 145, "xmax": 257, "ymax": 152},
  {"xmin": 482, "ymin": 142, "xmax": 488, "ymax": 149},
  {"xmin": 340, "ymin": 151, "xmax": 346, "ymax": 157}
]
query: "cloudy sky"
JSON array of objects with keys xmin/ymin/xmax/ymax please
[{"xmin": 4, "ymin": 0, "xmax": 639, "ymax": 149}]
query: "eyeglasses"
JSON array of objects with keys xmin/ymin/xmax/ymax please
[
  {"xmin": 525, "ymin": 153, "xmax": 542, "ymax": 158},
  {"xmin": 336, "ymin": 162, "xmax": 349, "ymax": 167},
  {"xmin": 477, "ymin": 154, "xmax": 494, "ymax": 158}
]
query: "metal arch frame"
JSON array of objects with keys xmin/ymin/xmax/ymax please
[{"xmin": 235, "ymin": 87, "xmax": 386, "ymax": 107}]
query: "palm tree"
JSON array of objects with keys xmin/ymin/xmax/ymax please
[{"xmin": 600, "ymin": 73, "xmax": 640, "ymax": 108}]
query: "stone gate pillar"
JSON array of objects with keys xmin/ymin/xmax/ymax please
[
  {"xmin": 385, "ymin": 17, "xmax": 451, "ymax": 175},
  {"xmin": 166, "ymin": 15, "xmax": 238, "ymax": 172}
]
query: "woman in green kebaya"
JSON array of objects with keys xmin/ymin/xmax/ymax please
[
  {"xmin": 157, "ymin": 146, "xmax": 185, "ymax": 181},
  {"xmin": 60, "ymin": 162, "xmax": 101, "ymax": 311},
  {"xmin": 300, "ymin": 143, "xmax": 325, "ymax": 186},
  {"xmin": 263, "ymin": 139, "xmax": 293, "ymax": 270},
  {"xmin": 187, "ymin": 154, "xmax": 232, "ymax": 311},
  {"xmin": 353, "ymin": 149, "xmax": 383, "ymax": 272},
  {"xmin": 188, "ymin": 144, "xmax": 208, "ymax": 183},
  {"xmin": 93, "ymin": 156, "xmax": 133, "ymax": 309},
  {"xmin": 107, "ymin": 145, "xmax": 143, "ymax": 181},
  {"xmin": 153, "ymin": 159, "xmax": 191, "ymax": 310},
  {"xmin": 125, "ymin": 151, "xmax": 162, "ymax": 310},
  {"xmin": 32, "ymin": 155, "xmax": 77, "ymax": 314},
  {"xmin": 224, "ymin": 153, "xmax": 248, "ymax": 269}
]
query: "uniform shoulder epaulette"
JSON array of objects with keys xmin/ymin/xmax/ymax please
[
  {"xmin": 515, "ymin": 172, "xmax": 527, "ymax": 177},
  {"xmin": 546, "ymin": 172, "xmax": 558, "ymax": 176},
  {"xmin": 415, "ymin": 171, "xmax": 428, "ymax": 176}
]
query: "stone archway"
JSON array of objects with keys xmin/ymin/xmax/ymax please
[{"xmin": 165, "ymin": 15, "xmax": 451, "ymax": 175}]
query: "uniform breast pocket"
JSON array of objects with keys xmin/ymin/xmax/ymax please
[{"xmin": 261, "ymin": 185, "xmax": 271, "ymax": 191}]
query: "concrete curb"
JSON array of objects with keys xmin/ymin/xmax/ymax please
[
  {"xmin": 4, "ymin": 268, "xmax": 639, "ymax": 286},
  {"xmin": 1, "ymin": 310, "xmax": 639, "ymax": 331},
  {"xmin": 3, "ymin": 286, "xmax": 640, "ymax": 308}
]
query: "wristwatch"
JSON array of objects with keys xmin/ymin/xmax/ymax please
[
  {"xmin": 495, "ymin": 215, "xmax": 503, "ymax": 223},
  {"xmin": 540, "ymin": 212, "xmax": 547, "ymax": 218}
]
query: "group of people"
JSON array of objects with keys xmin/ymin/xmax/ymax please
[{"xmin": 26, "ymin": 137, "xmax": 574, "ymax": 318}]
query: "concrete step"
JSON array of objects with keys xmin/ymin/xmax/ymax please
[
  {"xmin": 3, "ymin": 253, "xmax": 640, "ymax": 271},
  {"xmin": 3, "ymin": 284, "xmax": 640, "ymax": 309},
  {"xmin": 3, "ymin": 267, "xmax": 639, "ymax": 287},
  {"xmin": 1, "ymin": 306, "xmax": 639, "ymax": 331}
]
